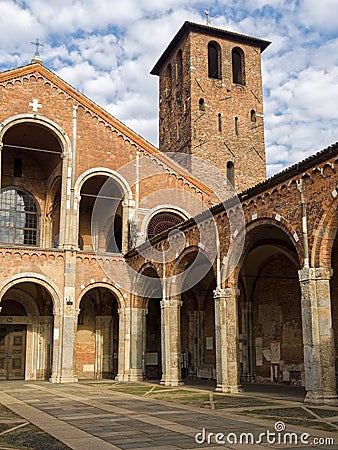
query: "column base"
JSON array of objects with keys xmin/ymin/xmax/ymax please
[
  {"xmin": 49, "ymin": 375, "xmax": 78, "ymax": 383},
  {"xmin": 304, "ymin": 390, "xmax": 338, "ymax": 405},
  {"xmin": 215, "ymin": 383, "xmax": 243, "ymax": 393},
  {"xmin": 160, "ymin": 378, "xmax": 184, "ymax": 387},
  {"xmin": 115, "ymin": 372, "xmax": 144, "ymax": 382}
]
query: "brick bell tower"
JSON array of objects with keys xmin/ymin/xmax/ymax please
[{"xmin": 151, "ymin": 21, "xmax": 271, "ymax": 193}]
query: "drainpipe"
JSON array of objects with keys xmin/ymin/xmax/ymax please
[{"xmin": 296, "ymin": 178, "xmax": 310, "ymax": 268}]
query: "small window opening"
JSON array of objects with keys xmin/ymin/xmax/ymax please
[
  {"xmin": 199, "ymin": 98, "xmax": 205, "ymax": 111},
  {"xmin": 251, "ymin": 109, "xmax": 256, "ymax": 123},
  {"xmin": 235, "ymin": 117, "xmax": 239, "ymax": 136},
  {"xmin": 218, "ymin": 113, "xmax": 222, "ymax": 132},
  {"xmin": 227, "ymin": 161, "xmax": 235, "ymax": 186},
  {"xmin": 13, "ymin": 157, "xmax": 22, "ymax": 178}
]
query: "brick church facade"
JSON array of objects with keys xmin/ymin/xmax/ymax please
[{"xmin": 0, "ymin": 21, "xmax": 337, "ymax": 405}]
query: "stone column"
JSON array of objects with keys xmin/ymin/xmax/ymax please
[
  {"xmin": 116, "ymin": 306, "xmax": 146, "ymax": 381},
  {"xmin": 116, "ymin": 307, "xmax": 130, "ymax": 381},
  {"xmin": 130, "ymin": 307, "xmax": 147, "ymax": 381},
  {"xmin": 298, "ymin": 267, "xmax": 337, "ymax": 404},
  {"xmin": 52, "ymin": 250, "xmax": 78, "ymax": 383},
  {"xmin": 214, "ymin": 287, "xmax": 242, "ymax": 393},
  {"xmin": 160, "ymin": 297, "xmax": 183, "ymax": 386}
]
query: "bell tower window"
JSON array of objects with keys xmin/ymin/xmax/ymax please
[
  {"xmin": 208, "ymin": 41, "xmax": 221, "ymax": 79},
  {"xmin": 232, "ymin": 47, "xmax": 245, "ymax": 85}
]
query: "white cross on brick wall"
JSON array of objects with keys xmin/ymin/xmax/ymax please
[{"xmin": 29, "ymin": 98, "xmax": 42, "ymax": 112}]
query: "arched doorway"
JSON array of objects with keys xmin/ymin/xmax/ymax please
[
  {"xmin": 179, "ymin": 250, "xmax": 216, "ymax": 382},
  {"xmin": 76, "ymin": 287, "xmax": 119, "ymax": 379},
  {"xmin": 141, "ymin": 267, "xmax": 162, "ymax": 380},
  {"xmin": 0, "ymin": 282, "xmax": 54, "ymax": 380},
  {"xmin": 238, "ymin": 224, "xmax": 302, "ymax": 385}
]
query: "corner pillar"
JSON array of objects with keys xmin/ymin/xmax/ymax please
[
  {"xmin": 299, "ymin": 267, "xmax": 337, "ymax": 404},
  {"xmin": 214, "ymin": 287, "xmax": 242, "ymax": 393}
]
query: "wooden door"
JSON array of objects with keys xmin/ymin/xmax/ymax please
[{"xmin": 0, "ymin": 325, "xmax": 26, "ymax": 379}]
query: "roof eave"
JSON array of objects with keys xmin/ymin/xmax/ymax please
[{"xmin": 150, "ymin": 21, "xmax": 271, "ymax": 76}]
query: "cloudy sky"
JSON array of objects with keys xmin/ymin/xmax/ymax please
[{"xmin": 0, "ymin": 0, "xmax": 337, "ymax": 177}]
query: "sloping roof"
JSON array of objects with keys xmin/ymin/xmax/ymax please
[
  {"xmin": 127, "ymin": 140, "xmax": 338, "ymax": 255},
  {"xmin": 0, "ymin": 62, "xmax": 213, "ymax": 197},
  {"xmin": 151, "ymin": 21, "xmax": 271, "ymax": 76}
]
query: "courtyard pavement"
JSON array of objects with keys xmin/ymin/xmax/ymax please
[{"xmin": 0, "ymin": 380, "xmax": 337, "ymax": 449}]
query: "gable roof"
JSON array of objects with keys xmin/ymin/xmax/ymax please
[
  {"xmin": 151, "ymin": 21, "xmax": 271, "ymax": 76},
  {"xmin": 0, "ymin": 62, "xmax": 213, "ymax": 197}
]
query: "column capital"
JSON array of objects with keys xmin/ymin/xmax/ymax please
[
  {"xmin": 213, "ymin": 287, "xmax": 240, "ymax": 299},
  {"xmin": 298, "ymin": 267, "xmax": 332, "ymax": 282},
  {"xmin": 122, "ymin": 199, "xmax": 135, "ymax": 208},
  {"xmin": 160, "ymin": 297, "xmax": 182, "ymax": 309}
]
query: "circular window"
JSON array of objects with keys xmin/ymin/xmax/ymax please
[{"xmin": 147, "ymin": 212, "xmax": 184, "ymax": 240}]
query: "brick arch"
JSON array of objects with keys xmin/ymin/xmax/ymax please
[
  {"xmin": 311, "ymin": 196, "xmax": 338, "ymax": 267},
  {"xmin": 134, "ymin": 262, "xmax": 162, "ymax": 308},
  {"xmin": 0, "ymin": 113, "xmax": 71, "ymax": 158},
  {"xmin": 0, "ymin": 273, "xmax": 61, "ymax": 313},
  {"xmin": 74, "ymin": 167, "xmax": 133, "ymax": 201},
  {"xmin": 167, "ymin": 245, "xmax": 216, "ymax": 297},
  {"xmin": 77, "ymin": 282, "xmax": 124, "ymax": 310},
  {"xmin": 225, "ymin": 217, "xmax": 303, "ymax": 288}
]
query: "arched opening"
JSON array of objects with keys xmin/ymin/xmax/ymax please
[
  {"xmin": 76, "ymin": 287, "xmax": 119, "ymax": 379},
  {"xmin": 208, "ymin": 41, "xmax": 221, "ymax": 79},
  {"xmin": 2, "ymin": 122, "xmax": 63, "ymax": 248},
  {"xmin": 232, "ymin": 47, "xmax": 245, "ymax": 85},
  {"xmin": 0, "ymin": 281, "xmax": 54, "ymax": 380},
  {"xmin": 147, "ymin": 211, "xmax": 184, "ymax": 240},
  {"xmin": 218, "ymin": 113, "xmax": 222, "ymax": 132},
  {"xmin": 199, "ymin": 98, "xmax": 205, "ymax": 111},
  {"xmin": 179, "ymin": 251, "xmax": 216, "ymax": 382},
  {"xmin": 251, "ymin": 109, "xmax": 257, "ymax": 123},
  {"xmin": 235, "ymin": 116, "xmax": 239, "ymax": 136},
  {"xmin": 79, "ymin": 175, "xmax": 124, "ymax": 253},
  {"xmin": 226, "ymin": 161, "xmax": 235, "ymax": 186},
  {"xmin": 238, "ymin": 224, "xmax": 302, "ymax": 386},
  {"xmin": 141, "ymin": 267, "xmax": 162, "ymax": 380}
]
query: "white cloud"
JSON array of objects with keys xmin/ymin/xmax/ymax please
[
  {"xmin": 0, "ymin": 0, "xmax": 337, "ymax": 178},
  {"xmin": 300, "ymin": 0, "xmax": 338, "ymax": 31}
]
